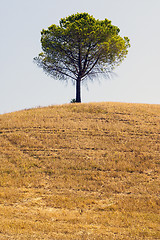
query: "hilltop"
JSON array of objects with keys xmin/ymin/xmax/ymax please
[{"xmin": 0, "ymin": 102, "xmax": 159, "ymax": 239}]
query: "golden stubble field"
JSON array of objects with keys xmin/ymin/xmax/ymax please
[{"xmin": 0, "ymin": 102, "xmax": 159, "ymax": 239}]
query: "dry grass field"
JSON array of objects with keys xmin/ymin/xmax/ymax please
[{"xmin": 0, "ymin": 102, "xmax": 159, "ymax": 239}]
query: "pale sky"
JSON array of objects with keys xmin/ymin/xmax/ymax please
[{"xmin": 0, "ymin": 0, "xmax": 160, "ymax": 114}]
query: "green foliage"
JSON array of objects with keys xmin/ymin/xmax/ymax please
[
  {"xmin": 34, "ymin": 13, "xmax": 130, "ymax": 101},
  {"xmin": 70, "ymin": 98, "xmax": 76, "ymax": 103}
]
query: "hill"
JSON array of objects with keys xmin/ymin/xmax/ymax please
[{"xmin": 0, "ymin": 102, "xmax": 159, "ymax": 239}]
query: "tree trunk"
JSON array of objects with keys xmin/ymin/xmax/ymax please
[{"xmin": 76, "ymin": 77, "xmax": 81, "ymax": 103}]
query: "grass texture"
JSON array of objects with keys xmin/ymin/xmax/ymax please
[{"xmin": 0, "ymin": 102, "xmax": 159, "ymax": 239}]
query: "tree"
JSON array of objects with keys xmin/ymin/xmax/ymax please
[{"xmin": 34, "ymin": 13, "xmax": 130, "ymax": 103}]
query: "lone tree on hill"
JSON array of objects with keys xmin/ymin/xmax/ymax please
[{"xmin": 34, "ymin": 13, "xmax": 130, "ymax": 102}]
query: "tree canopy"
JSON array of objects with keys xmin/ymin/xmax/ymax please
[{"xmin": 34, "ymin": 13, "xmax": 130, "ymax": 102}]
